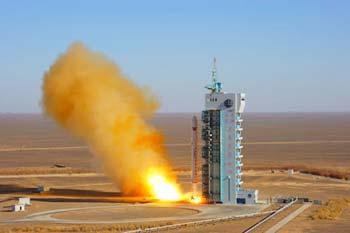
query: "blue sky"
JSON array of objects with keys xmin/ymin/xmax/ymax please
[{"xmin": 0, "ymin": 1, "xmax": 349, "ymax": 112}]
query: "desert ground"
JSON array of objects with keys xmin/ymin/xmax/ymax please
[
  {"xmin": 1, "ymin": 113, "xmax": 350, "ymax": 171},
  {"xmin": 0, "ymin": 112, "xmax": 349, "ymax": 232}
]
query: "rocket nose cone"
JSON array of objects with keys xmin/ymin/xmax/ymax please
[{"xmin": 192, "ymin": 116, "xmax": 198, "ymax": 127}]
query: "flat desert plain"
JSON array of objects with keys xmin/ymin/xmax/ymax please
[
  {"xmin": 1, "ymin": 112, "xmax": 350, "ymax": 170},
  {"xmin": 0, "ymin": 112, "xmax": 349, "ymax": 232}
]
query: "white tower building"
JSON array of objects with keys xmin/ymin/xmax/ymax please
[{"xmin": 201, "ymin": 59, "xmax": 258, "ymax": 204}]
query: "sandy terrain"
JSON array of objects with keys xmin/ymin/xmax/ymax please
[
  {"xmin": 244, "ymin": 171, "xmax": 350, "ymax": 201},
  {"xmin": 0, "ymin": 113, "xmax": 350, "ymax": 232},
  {"xmin": 53, "ymin": 205, "xmax": 198, "ymax": 221},
  {"xmin": 1, "ymin": 113, "xmax": 350, "ymax": 171},
  {"xmin": 0, "ymin": 170, "xmax": 349, "ymax": 232},
  {"xmin": 281, "ymin": 204, "xmax": 350, "ymax": 233}
]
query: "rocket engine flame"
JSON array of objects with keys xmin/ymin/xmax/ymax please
[
  {"xmin": 41, "ymin": 42, "xmax": 178, "ymax": 196},
  {"xmin": 147, "ymin": 171, "xmax": 181, "ymax": 201},
  {"xmin": 190, "ymin": 195, "xmax": 202, "ymax": 204}
]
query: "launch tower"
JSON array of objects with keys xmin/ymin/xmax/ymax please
[{"xmin": 201, "ymin": 58, "xmax": 258, "ymax": 204}]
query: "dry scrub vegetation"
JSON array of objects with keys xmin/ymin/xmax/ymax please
[
  {"xmin": 310, "ymin": 198, "xmax": 350, "ymax": 220},
  {"xmin": 174, "ymin": 165, "xmax": 350, "ymax": 180},
  {"xmin": 2, "ymin": 165, "xmax": 349, "ymax": 181},
  {"xmin": 0, "ymin": 222, "xmax": 175, "ymax": 233},
  {"xmin": 245, "ymin": 165, "xmax": 350, "ymax": 180}
]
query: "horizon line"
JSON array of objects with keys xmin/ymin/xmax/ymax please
[{"xmin": 1, "ymin": 111, "xmax": 350, "ymax": 115}]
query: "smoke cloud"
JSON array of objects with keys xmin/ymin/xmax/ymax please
[{"xmin": 42, "ymin": 43, "xmax": 171, "ymax": 195}]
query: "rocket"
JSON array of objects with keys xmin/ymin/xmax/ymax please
[{"xmin": 191, "ymin": 115, "xmax": 200, "ymax": 193}]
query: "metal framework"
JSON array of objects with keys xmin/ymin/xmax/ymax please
[{"xmin": 201, "ymin": 58, "xmax": 247, "ymax": 204}]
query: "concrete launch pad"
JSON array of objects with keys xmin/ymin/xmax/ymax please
[{"xmin": 1, "ymin": 199, "xmax": 266, "ymax": 224}]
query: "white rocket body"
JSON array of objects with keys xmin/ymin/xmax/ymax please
[{"xmin": 191, "ymin": 115, "xmax": 201, "ymax": 194}]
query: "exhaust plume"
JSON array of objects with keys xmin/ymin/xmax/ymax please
[{"xmin": 42, "ymin": 43, "xmax": 174, "ymax": 195}]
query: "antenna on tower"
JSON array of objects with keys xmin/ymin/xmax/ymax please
[
  {"xmin": 212, "ymin": 57, "xmax": 217, "ymax": 85},
  {"xmin": 205, "ymin": 57, "xmax": 222, "ymax": 93}
]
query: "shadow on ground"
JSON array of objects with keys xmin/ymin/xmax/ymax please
[{"xmin": 0, "ymin": 184, "xmax": 37, "ymax": 194}]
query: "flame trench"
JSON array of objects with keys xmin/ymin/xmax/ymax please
[{"xmin": 42, "ymin": 43, "xmax": 180, "ymax": 200}]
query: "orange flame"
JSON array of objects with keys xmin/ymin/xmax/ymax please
[
  {"xmin": 147, "ymin": 170, "xmax": 181, "ymax": 201},
  {"xmin": 190, "ymin": 195, "xmax": 202, "ymax": 204}
]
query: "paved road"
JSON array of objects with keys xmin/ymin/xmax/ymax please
[
  {"xmin": 1, "ymin": 140, "xmax": 350, "ymax": 152},
  {"xmin": 0, "ymin": 173, "xmax": 104, "ymax": 179},
  {"xmin": 0, "ymin": 143, "xmax": 189, "ymax": 152},
  {"xmin": 0, "ymin": 146, "xmax": 87, "ymax": 152},
  {"xmin": 265, "ymin": 203, "xmax": 312, "ymax": 233}
]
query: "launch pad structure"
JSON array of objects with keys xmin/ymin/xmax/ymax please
[{"xmin": 192, "ymin": 58, "xmax": 258, "ymax": 205}]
